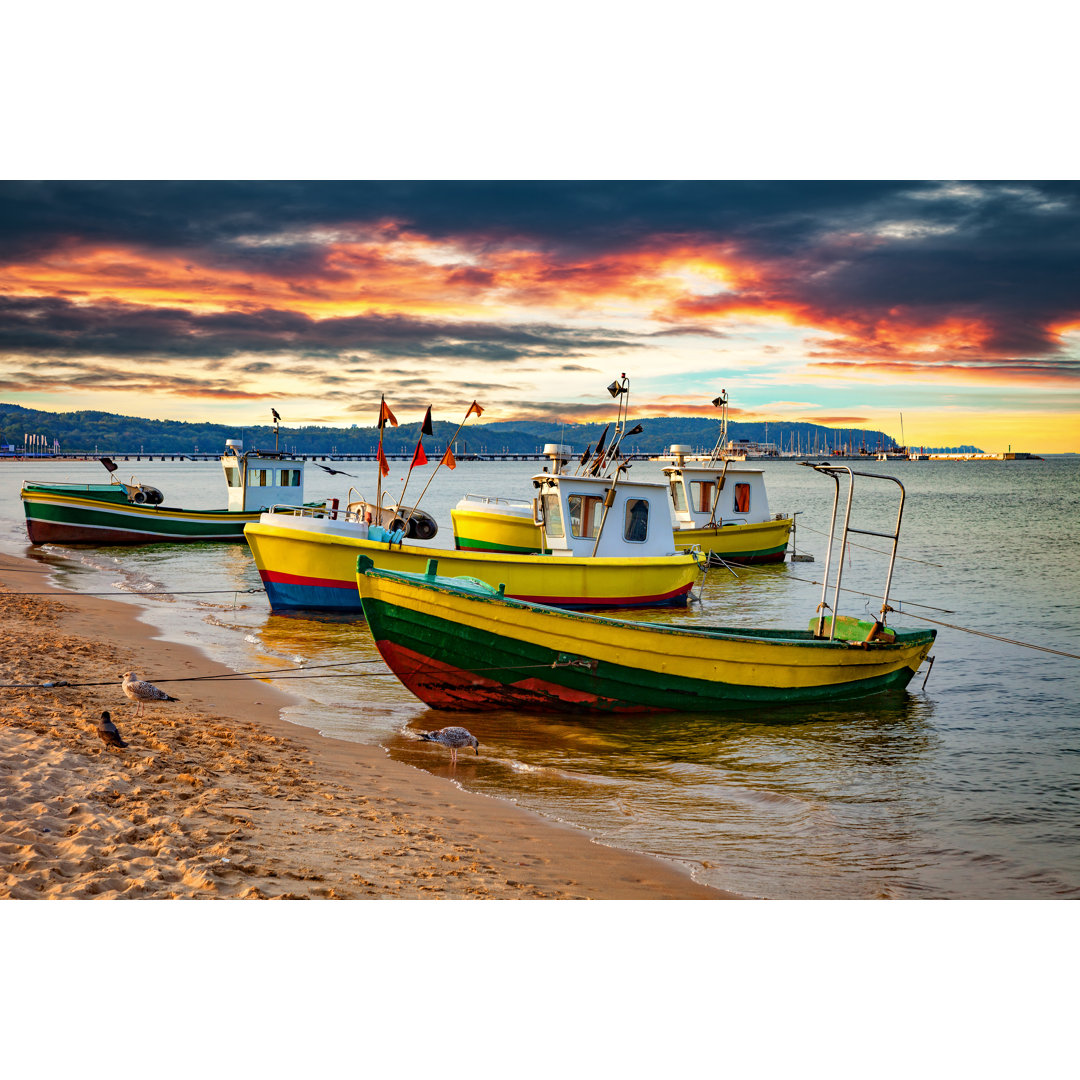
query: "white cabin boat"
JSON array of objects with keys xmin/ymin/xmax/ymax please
[{"xmin": 660, "ymin": 444, "xmax": 793, "ymax": 564}]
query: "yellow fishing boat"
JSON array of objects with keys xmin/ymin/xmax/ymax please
[
  {"xmin": 245, "ymin": 498, "xmax": 703, "ymax": 614},
  {"xmin": 452, "ymin": 389, "xmax": 795, "ymax": 564}
]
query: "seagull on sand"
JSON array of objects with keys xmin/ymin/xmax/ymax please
[
  {"xmin": 419, "ymin": 726, "xmax": 479, "ymax": 765},
  {"xmin": 121, "ymin": 670, "xmax": 179, "ymax": 717},
  {"xmin": 95, "ymin": 710, "xmax": 127, "ymax": 749}
]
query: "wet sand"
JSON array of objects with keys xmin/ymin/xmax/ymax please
[{"xmin": 0, "ymin": 551, "xmax": 730, "ymax": 899}]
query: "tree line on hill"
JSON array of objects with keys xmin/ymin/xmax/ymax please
[{"xmin": 0, "ymin": 402, "xmax": 982, "ymax": 456}]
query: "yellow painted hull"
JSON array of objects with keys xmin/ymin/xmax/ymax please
[
  {"xmin": 675, "ymin": 517, "xmax": 794, "ymax": 563},
  {"xmin": 451, "ymin": 506, "xmax": 545, "ymax": 553},
  {"xmin": 245, "ymin": 517, "xmax": 703, "ymax": 612},
  {"xmin": 454, "ymin": 505, "xmax": 793, "ymax": 563}
]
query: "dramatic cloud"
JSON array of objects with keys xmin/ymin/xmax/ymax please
[{"xmin": 1, "ymin": 181, "xmax": 1078, "ymax": 446}]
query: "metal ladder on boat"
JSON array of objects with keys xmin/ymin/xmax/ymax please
[{"xmin": 802, "ymin": 463, "xmax": 906, "ymax": 641}]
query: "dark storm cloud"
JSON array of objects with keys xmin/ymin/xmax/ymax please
[
  {"xmin": 0, "ymin": 295, "xmax": 634, "ymax": 363},
  {"xmin": 0, "ymin": 180, "xmax": 914, "ymax": 258},
  {"xmin": 2, "ymin": 181, "xmax": 1078, "ymax": 365}
]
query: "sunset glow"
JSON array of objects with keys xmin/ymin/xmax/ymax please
[{"xmin": 1, "ymin": 181, "xmax": 1078, "ymax": 450}]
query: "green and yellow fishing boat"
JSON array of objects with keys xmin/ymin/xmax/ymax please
[
  {"xmin": 356, "ymin": 464, "xmax": 934, "ymax": 714},
  {"xmin": 21, "ymin": 440, "xmax": 312, "ymax": 545},
  {"xmin": 356, "ymin": 558, "xmax": 935, "ymax": 713}
]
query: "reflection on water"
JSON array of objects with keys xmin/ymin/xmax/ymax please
[{"xmin": 4, "ymin": 456, "xmax": 1080, "ymax": 898}]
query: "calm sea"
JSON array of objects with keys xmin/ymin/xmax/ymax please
[{"xmin": 3, "ymin": 452, "xmax": 1078, "ymax": 899}]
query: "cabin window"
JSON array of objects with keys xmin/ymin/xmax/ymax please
[
  {"xmin": 542, "ymin": 493, "xmax": 564, "ymax": 537},
  {"xmin": 733, "ymin": 483, "xmax": 750, "ymax": 514},
  {"xmin": 624, "ymin": 498, "xmax": 649, "ymax": 543},
  {"xmin": 224, "ymin": 466, "xmax": 241, "ymax": 488},
  {"xmin": 568, "ymin": 494, "xmax": 605, "ymax": 538},
  {"xmin": 690, "ymin": 480, "xmax": 717, "ymax": 514},
  {"xmin": 669, "ymin": 479, "xmax": 687, "ymax": 512},
  {"xmin": 278, "ymin": 469, "xmax": 301, "ymax": 486},
  {"xmin": 247, "ymin": 468, "xmax": 272, "ymax": 486}
]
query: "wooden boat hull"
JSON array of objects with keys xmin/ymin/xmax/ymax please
[
  {"xmin": 245, "ymin": 514, "xmax": 703, "ymax": 613},
  {"xmin": 675, "ymin": 517, "xmax": 794, "ymax": 564},
  {"xmin": 451, "ymin": 505, "xmax": 546, "ymax": 554},
  {"xmin": 453, "ymin": 504, "xmax": 793, "ymax": 563},
  {"xmin": 21, "ymin": 483, "xmax": 259, "ymax": 544},
  {"xmin": 356, "ymin": 561, "xmax": 937, "ymax": 714}
]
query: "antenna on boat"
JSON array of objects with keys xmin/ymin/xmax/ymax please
[
  {"xmin": 708, "ymin": 390, "xmax": 728, "ymax": 464},
  {"xmin": 592, "ymin": 374, "xmax": 630, "ymax": 475}
]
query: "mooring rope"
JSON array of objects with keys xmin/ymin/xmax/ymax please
[
  {"xmin": 0, "ymin": 587, "xmax": 265, "ymax": 597},
  {"xmin": 884, "ymin": 609, "xmax": 1080, "ymax": 661}
]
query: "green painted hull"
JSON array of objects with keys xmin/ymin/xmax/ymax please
[
  {"xmin": 21, "ymin": 484, "xmax": 258, "ymax": 544},
  {"xmin": 357, "ymin": 564, "xmax": 937, "ymax": 715}
]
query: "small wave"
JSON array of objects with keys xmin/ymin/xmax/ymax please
[
  {"xmin": 110, "ymin": 581, "xmax": 176, "ymax": 602},
  {"xmin": 509, "ymin": 761, "xmax": 545, "ymax": 774}
]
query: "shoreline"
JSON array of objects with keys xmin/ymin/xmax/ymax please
[{"xmin": 0, "ymin": 548, "xmax": 732, "ymax": 899}]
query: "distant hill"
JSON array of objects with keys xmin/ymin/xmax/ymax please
[{"xmin": 1, "ymin": 401, "xmax": 943, "ymax": 456}]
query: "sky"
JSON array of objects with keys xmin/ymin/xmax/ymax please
[{"xmin": 2, "ymin": 180, "xmax": 1078, "ymax": 452}]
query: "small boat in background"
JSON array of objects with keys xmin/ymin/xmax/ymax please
[
  {"xmin": 660, "ymin": 446, "xmax": 793, "ymax": 564},
  {"xmin": 356, "ymin": 464, "xmax": 933, "ymax": 714},
  {"xmin": 20, "ymin": 439, "xmax": 315, "ymax": 545},
  {"xmin": 658, "ymin": 391, "xmax": 794, "ymax": 565},
  {"xmin": 452, "ymin": 382, "xmax": 795, "ymax": 566}
]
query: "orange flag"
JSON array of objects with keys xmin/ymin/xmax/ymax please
[
  {"xmin": 379, "ymin": 397, "xmax": 398, "ymax": 429},
  {"xmin": 440, "ymin": 445, "xmax": 457, "ymax": 470},
  {"xmin": 410, "ymin": 439, "xmax": 428, "ymax": 469},
  {"xmin": 377, "ymin": 443, "xmax": 390, "ymax": 476},
  {"xmin": 467, "ymin": 400, "xmax": 483, "ymax": 418}
]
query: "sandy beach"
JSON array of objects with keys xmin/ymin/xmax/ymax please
[{"xmin": 0, "ymin": 550, "xmax": 729, "ymax": 900}]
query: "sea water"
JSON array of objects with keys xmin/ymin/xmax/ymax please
[{"xmin": 3, "ymin": 453, "xmax": 1078, "ymax": 899}]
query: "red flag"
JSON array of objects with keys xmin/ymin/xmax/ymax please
[
  {"xmin": 377, "ymin": 443, "xmax": 390, "ymax": 476},
  {"xmin": 466, "ymin": 400, "xmax": 483, "ymax": 418},
  {"xmin": 421, "ymin": 405, "xmax": 433, "ymax": 436},
  {"xmin": 410, "ymin": 439, "xmax": 428, "ymax": 469},
  {"xmin": 440, "ymin": 445, "xmax": 457, "ymax": 470},
  {"xmin": 378, "ymin": 397, "xmax": 398, "ymax": 429}
]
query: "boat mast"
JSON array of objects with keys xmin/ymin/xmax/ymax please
[{"xmin": 707, "ymin": 389, "xmax": 728, "ymax": 465}]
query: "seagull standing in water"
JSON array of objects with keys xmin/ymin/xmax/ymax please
[
  {"xmin": 121, "ymin": 670, "xmax": 179, "ymax": 717},
  {"xmin": 95, "ymin": 710, "xmax": 127, "ymax": 749},
  {"xmin": 419, "ymin": 726, "xmax": 479, "ymax": 765}
]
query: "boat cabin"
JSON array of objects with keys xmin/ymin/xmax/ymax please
[
  {"xmin": 532, "ymin": 472, "xmax": 678, "ymax": 558},
  {"xmin": 221, "ymin": 439, "xmax": 307, "ymax": 512},
  {"xmin": 661, "ymin": 446, "xmax": 773, "ymax": 530}
]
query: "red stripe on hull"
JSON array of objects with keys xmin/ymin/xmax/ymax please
[
  {"xmin": 373, "ymin": 639, "xmax": 648, "ymax": 713},
  {"xmin": 25, "ymin": 521, "xmax": 245, "ymax": 545},
  {"xmin": 260, "ymin": 569, "xmax": 356, "ymax": 591}
]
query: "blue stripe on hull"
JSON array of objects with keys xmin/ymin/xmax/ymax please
[{"xmin": 261, "ymin": 579, "xmax": 364, "ymax": 614}]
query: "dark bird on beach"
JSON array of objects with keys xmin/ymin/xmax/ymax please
[
  {"xmin": 95, "ymin": 710, "xmax": 127, "ymax": 749},
  {"xmin": 122, "ymin": 670, "xmax": 179, "ymax": 717},
  {"xmin": 272, "ymin": 408, "xmax": 282, "ymax": 423},
  {"xmin": 314, "ymin": 462, "xmax": 356, "ymax": 477},
  {"xmin": 419, "ymin": 726, "xmax": 479, "ymax": 765}
]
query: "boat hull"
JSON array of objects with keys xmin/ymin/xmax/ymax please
[
  {"xmin": 675, "ymin": 517, "xmax": 794, "ymax": 564},
  {"xmin": 356, "ymin": 564, "xmax": 937, "ymax": 714},
  {"xmin": 451, "ymin": 505, "xmax": 546, "ymax": 554},
  {"xmin": 245, "ymin": 515, "xmax": 703, "ymax": 613},
  {"xmin": 21, "ymin": 485, "xmax": 260, "ymax": 544},
  {"xmin": 453, "ymin": 505, "xmax": 793, "ymax": 563}
]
